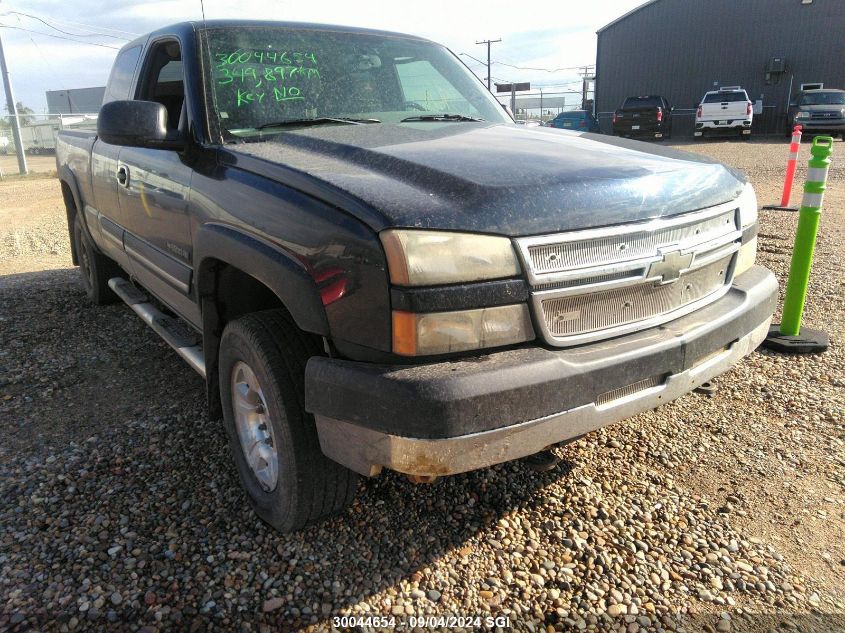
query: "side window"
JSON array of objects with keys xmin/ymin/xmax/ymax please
[
  {"xmin": 103, "ymin": 46, "xmax": 142, "ymax": 104},
  {"xmin": 395, "ymin": 60, "xmax": 477, "ymax": 115},
  {"xmin": 138, "ymin": 40, "xmax": 185, "ymax": 131}
]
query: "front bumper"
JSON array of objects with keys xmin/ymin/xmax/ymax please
[
  {"xmin": 794, "ymin": 119, "xmax": 845, "ymax": 134},
  {"xmin": 306, "ymin": 266, "xmax": 777, "ymax": 477}
]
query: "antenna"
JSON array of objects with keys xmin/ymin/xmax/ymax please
[{"xmin": 199, "ymin": 0, "xmax": 206, "ymax": 21}]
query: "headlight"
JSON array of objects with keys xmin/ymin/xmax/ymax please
[
  {"xmin": 735, "ymin": 236, "xmax": 757, "ymax": 276},
  {"xmin": 734, "ymin": 183, "xmax": 758, "ymax": 277},
  {"xmin": 736, "ymin": 182, "xmax": 758, "ymax": 228},
  {"xmin": 795, "ymin": 111, "xmax": 809, "ymax": 119},
  {"xmin": 392, "ymin": 304, "xmax": 535, "ymax": 356},
  {"xmin": 381, "ymin": 230, "xmax": 520, "ymax": 286}
]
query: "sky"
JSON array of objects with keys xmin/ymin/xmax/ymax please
[{"xmin": 0, "ymin": 0, "xmax": 645, "ymax": 114}]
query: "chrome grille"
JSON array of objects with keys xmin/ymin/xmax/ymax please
[
  {"xmin": 596, "ymin": 375, "xmax": 665, "ymax": 406},
  {"xmin": 533, "ymin": 270, "xmax": 635, "ymax": 291},
  {"xmin": 542, "ymin": 254, "xmax": 732, "ymax": 337},
  {"xmin": 810, "ymin": 111, "xmax": 840, "ymax": 119},
  {"xmin": 527, "ymin": 208, "xmax": 736, "ymax": 276},
  {"xmin": 515, "ymin": 200, "xmax": 744, "ymax": 346}
]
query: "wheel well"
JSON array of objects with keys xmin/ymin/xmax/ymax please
[
  {"xmin": 200, "ymin": 260, "xmax": 289, "ymax": 419},
  {"xmin": 60, "ymin": 181, "xmax": 79, "ymax": 265},
  {"xmin": 214, "ymin": 263, "xmax": 284, "ymax": 322}
]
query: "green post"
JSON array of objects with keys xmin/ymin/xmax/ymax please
[{"xmin": 779, "ymin": 136, "xmax": 833, "ymax": 336}]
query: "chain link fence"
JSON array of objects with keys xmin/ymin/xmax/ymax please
[{"xmin": 1, "ymin": 113, "xmax": 98, "ymax": 156}]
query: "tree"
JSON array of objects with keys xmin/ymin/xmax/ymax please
[{"xmin": 3, "ymin": 102, "xmax": 35, "ymax": 125}]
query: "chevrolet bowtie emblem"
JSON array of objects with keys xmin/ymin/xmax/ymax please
[{"xmin": 647, "ymin": 249, "xmax": 694, "ymax": 285}]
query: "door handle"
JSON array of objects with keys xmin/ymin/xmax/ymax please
[{"xmin": 117, "ymin": 165, "xmax": 129, "ymax": 187}]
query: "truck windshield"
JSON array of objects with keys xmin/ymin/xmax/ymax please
[
  {"xmin": 201, "ymin": 26, "xmax": 510, "ymax": 139},
  {"xmin": 799, "ymin": 92, "xmax": 845, "ymax": 106}
]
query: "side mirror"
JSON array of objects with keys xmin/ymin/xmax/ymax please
[{"xmin": 98, "ymin": 100, "xmax": 184, "ymax": 150}]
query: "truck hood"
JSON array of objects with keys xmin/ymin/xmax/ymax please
[{"xmin": 224, "ymin": 123, "xmax": 745, "ymax": 236}]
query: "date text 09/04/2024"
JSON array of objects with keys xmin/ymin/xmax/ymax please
[{"xmin": 332, "ymin": 615, "xmax": 513, "ymax": 628}]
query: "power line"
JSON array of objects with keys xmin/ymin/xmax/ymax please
[
  {"xmin": 51, "ymin": 19, "xmax": 138, "ymax": 38},
  {"xmin": 0, "ymin": 11, "xmax": 138, "ymax": 37},
  {"xmin": 22, "ymin": 25, "xmax": 72, "ymax": 104},
  {"xmin": 530, "ymin": 81, "xmax": 583, "ymax": 90},
  {"xmin": 0, "ymin": 24, "xmax": 121, "ymax": 49},
  {"xmin": 0, "ymin": 11, "xmax": 130, "ymax": 40},
  {"xmin": 460, "ymin": 52, "xmax": 487, "ymax": 66},
  {"xmin": 462, "ymin": 52, "xmax": 595, "ymax": 76},
  {"xmin": 492, "ymin": 60, "xmax": 594, "ymax": 73}
]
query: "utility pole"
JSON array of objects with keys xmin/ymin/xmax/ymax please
[
  {"xmin": 510, "ymin": 83, "xmax": 516, "ymax": 118},
  {"xmin": 578, "ymin": 64, "xmax": 596, "ymax": 112},
  {"xmin": 476, "ymin": 38, "xmax": 501, "ymax": 91},
  {"xmin": 539, "ymin": 88, "xmax": 543, "ymax": 121},
  {"xmin": 0, "ymin": 29, "xmax": 28, "ymax": 175}
]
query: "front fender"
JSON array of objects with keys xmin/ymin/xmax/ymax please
[{"xmin": 194, "ymin": 223, "xmax": 330, "ymax": 336}]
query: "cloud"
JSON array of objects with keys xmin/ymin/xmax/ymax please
[{"xmin": 1, "ymin": 0, "xmax": 644, "ymax": 111}]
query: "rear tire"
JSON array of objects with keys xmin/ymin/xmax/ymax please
[
  {"xmin": 72, "ymin": 215, "xmax": 120, "ymax": 305},
  {"xmin": 218, "ymin": 309, "xmax": 359, "ymax": 532}
]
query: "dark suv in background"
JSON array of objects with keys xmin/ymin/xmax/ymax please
[
  {"xmin": 788, "ymin": 89, "xmax": 845, "ymax": 138},
  {"xmin": 612, "ymin": 95, "xmax": 673, "ymax": 139}
]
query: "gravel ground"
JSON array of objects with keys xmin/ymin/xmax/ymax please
[{"xmin": 1, "ymin": 139, "xmax": 844, "ymax": 633}]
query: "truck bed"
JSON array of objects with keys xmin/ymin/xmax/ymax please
[{"xmin": 56, "ymin": 130, "xmax": 96, "ymax": 180}]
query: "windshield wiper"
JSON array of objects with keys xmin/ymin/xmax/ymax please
[
  {"xmin": 400, "ymin": 114, "xmax": 485, "ymax": 123},
  {"xmin": 255, "ymin": 117, "xmax": 380, "ymax": 130}
]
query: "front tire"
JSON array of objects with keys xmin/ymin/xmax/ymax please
[
  {"xmin": 219, "ymin": 310, "xmax": 359, "ymax": 532},
  {"xmin": 72, "ymin": 215, "xmax": 119, "ymax": 305}
]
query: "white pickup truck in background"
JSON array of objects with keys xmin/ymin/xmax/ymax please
[{"xmin": 695, "ymin": 87, "xmax": 753, "ymax": 139}]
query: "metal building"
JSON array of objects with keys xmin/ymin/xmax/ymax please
[
  {"xmin": 595, "ymin": 0, "xmax": 845, "ymax": 136},
  {"xmin": 46, "ymin": 86, "xmax": 106, "ymax": 115}
]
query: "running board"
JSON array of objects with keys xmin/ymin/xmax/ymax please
[{"xmin": 108, "ymin": 277, "xmax": 206, "ymax": 378}]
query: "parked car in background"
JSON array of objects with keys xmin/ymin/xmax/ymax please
[
  {"xmin": 787, "ymin": 89, "xmax": 845, "ymax": 138},
  {"xmin": 612, "ymin": 96, "xmax": 672, "ymax": 139},
  {"xmin": 695, "ymin": 87, "xmax": 752, "ymax": 139},
  {"xmin": 547, "ymin": 110, "xmax": 600, "ymax": 132}
]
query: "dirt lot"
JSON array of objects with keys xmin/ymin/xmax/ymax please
[
  {"xmin": 0, "ymin": 154, "xmax": 57, "ymax": 177},
  {"xmin": 1, "ymin": 139, "xmax": 843, "ymax": 632}
]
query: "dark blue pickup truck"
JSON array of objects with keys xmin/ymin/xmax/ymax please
[{"xmin": 56, "ymin": 20, "xmax": 776, "ymax": 532}]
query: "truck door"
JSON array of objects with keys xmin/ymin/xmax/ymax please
[
  {"xmin": 117, "ymin": 37, "xmax": 199, "ymax": 326},
  {"xmin": 91, "ymin": 44, "xmax": 142, "ymax": 268}
]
